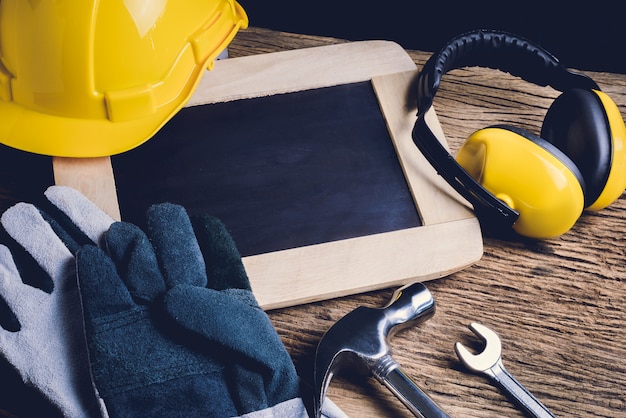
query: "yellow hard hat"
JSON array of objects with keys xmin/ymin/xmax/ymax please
[{"xmin": 0, "ymin": 0, "xmax": 247, "ymax": 157}]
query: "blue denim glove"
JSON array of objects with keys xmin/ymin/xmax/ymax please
[{"xmin": 76, "ymin": 203, "xmax": 309, "ymax": 417}]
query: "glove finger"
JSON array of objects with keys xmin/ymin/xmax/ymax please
[
  {"xmin": 0, "ymin": 186, "xmax": 111, "ymax": 295},
  {"xmin": 0, "ymin": 294, "xmax": 19, "ymax": 332},
  {"xmin": 0, "ymin": 245, "xmax": 23, "ymax": 331},
  {"xmin": 0, "ymin": 226, "xmax": 53, "ymax": 293},
  {"xmin": 0, "ymin": 244, "xmax": 50, "ymax": 332},
  {"xmin": 1, "ymin": 203, "xmax": 74, "ymax": 287},
  {"xmin": 21, "ymin": 185, "xmax": 113, "ymax": 254},
  {"xmin": 44, "ymin": 186, "xmax": 114, "ymax": 247},
  {"xmin": 76, "ymin": 245, "xmax": 137, "ymax": 320},
  {"xmin": 191, "ymin": 214, "xmax": 251, "ymax": 292},
  {"xmin": 145, "ymin": 203, "xmax": 207, "ymax": 288},
  {"xmin": 104, "ymin": 222, "xmax": 167, "ymax": 304}
]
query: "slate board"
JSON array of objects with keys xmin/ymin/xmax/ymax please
[{"xmin": 54, "ymin": 41, "xmax": 483, "ymax": 309}]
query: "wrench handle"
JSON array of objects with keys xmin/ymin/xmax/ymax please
[
  {"xmin": 488, "ymin": 362, "xmax": 556, "ymax": 418},
  {"xmin": 378, "ymin": 361, "xmax": 450, "ymax": 418}
]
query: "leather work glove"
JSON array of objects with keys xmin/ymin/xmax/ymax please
[
  {"xmin": 0, "ymin": 186, "xmax": 114, "ymax": 417},
  {"xmin": 76, "ymin": 202, "xmax": 347, "ymax": 418}
]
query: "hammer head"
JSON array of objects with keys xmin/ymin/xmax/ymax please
[{"xmin": 313, "ymin": 282, "xmax": 435, "ymax": 417}]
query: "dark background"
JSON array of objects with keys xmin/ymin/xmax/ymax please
[{"xmin": 238, "ymin": 1, "xmax": 625, "ymax": 74}]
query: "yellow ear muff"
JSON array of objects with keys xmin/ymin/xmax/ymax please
[
  {"xmin": 456, "ymin": 127, "xmax": 585, "ymax": 238},
  {"xmin": 541, "ymin": 89, "xmax": 626, "ymax": 210}
]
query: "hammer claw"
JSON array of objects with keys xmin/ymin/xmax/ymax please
[
  {"xmin": 313, "ymin": 282, "xmax": 448, "ymax": 418},
  {"xmin": 313, "ymin": 351, "xmax": 342, "ymax": 418}
]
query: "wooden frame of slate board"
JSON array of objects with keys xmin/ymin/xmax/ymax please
[{"xmin": 52, "ymin": 41, "xmax": 483, "ymax": 310}]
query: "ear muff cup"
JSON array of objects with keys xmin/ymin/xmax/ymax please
[
  {"xmin": 456, "ymin": 125, "xmax": 586, "ymax": 238},
  {"xmin": 540, "ymin": 89, "xmax": 614, "ymax": 208},
  {"xmin": 493, "ymin": 124, "xmax": 587, "ymax": 193}
]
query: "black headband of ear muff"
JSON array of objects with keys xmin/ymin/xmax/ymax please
[{"xmin": 412, "ymin": 29, "xmax": 600, "ymax": 228}]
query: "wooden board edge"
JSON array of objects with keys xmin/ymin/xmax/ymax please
[
  {"xmin": 247, "ymin": 217, "xmax": 483, "ymax": 310},
  {"xmin": 188, "ymin": 40, "xmax": 417, "ymax": 105},
  {"xmin": 52, "ymin": 156, "xmax": 121, "ymax": 221},
  {"xmin": 372, "ymin": 70, "xmax": 474, "ymax": 225}
]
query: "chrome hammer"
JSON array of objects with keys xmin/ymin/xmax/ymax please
[{"xmin": 313, "ymin": 282, "xmax": 450, "ymax": 418}]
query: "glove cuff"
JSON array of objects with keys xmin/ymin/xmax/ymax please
[{"xmin": 238, "ymin": 397, "xmax": 348, "ymax": 418}]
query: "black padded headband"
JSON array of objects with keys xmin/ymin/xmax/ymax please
[
  {"xmin": 416, "ymin": 29, "xmax": 599, "ymax": 113},
  {"xmin": 412, "ymin": 29, "xmax": 600, "ymax": 229}
]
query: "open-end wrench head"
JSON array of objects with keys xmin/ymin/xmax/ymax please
[{"xmin": 454, "ymin": 322, "xmax": 502, "ymax": 373}]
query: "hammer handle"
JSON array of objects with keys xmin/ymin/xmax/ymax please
[{"xmin": 383, "ymin": 366, "xmax": 450, "ymax": 418}]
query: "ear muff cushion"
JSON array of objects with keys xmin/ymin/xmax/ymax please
[
  {"xmin": 541, "ymin": 89, "xmax": 613, "ymax": 207},
  {"xmin": 590, "ymin": 90, "xmax": 626, "ymax": 210}
]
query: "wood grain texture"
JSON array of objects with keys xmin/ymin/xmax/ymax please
[
  {"xmin": 52, "ymin": 157, "xmax": 121, "ymax": 221},
  {"xmin": 228, "ymin": 28, "xmax": 626, "ymax": 417},
  {"xmin": 190, "ymin": 40, "xmax": 417, "ymax": 105}
]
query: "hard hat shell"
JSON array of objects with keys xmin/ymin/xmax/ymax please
[{"xmin": 0, "ymin": 0, "xmax": 248, "ymax": 157}]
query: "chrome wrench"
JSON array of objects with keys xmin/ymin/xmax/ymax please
[{"xmin": 455, "ymin": 323, "xmax": 556, "ymax": 418}]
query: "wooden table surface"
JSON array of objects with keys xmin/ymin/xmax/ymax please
[{"xmin": 228, "ymin": 28, "xmax": 626, "ymax": 417}]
